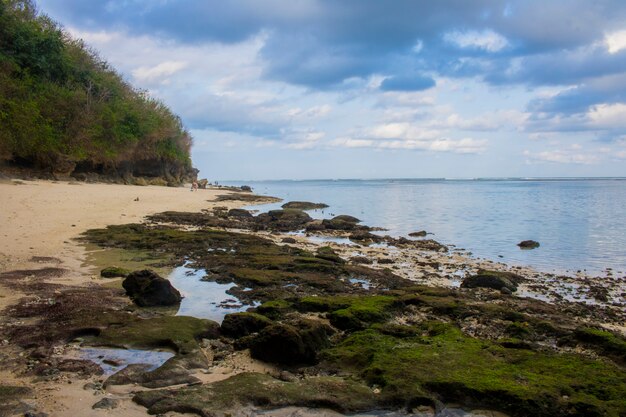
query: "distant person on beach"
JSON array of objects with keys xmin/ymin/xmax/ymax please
[{"xmin": 191, "ymin": 181, "xmax": 198, "ymax": 191}]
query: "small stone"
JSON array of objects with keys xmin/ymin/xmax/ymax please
[{"xmin": 92, "ymin": 398, "xmax": 119, "ymax": 410}]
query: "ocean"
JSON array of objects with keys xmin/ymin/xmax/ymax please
[{"xmin": 221, "ymin": 178, "xmax": 626, "ymax": 277}]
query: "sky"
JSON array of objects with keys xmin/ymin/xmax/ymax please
[{"xmin": 41, "ymin": 0, "xmax": 626, "ymax": 180}]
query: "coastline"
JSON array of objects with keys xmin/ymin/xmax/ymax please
[{"xmin": 0, "ymin": 179, "xmax": 624, "ymax": 416}]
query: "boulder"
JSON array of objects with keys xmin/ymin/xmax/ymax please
[
  {"xmin": 281, "ymin": 237, "xmax": 297, "ymax": 244},
  {"xmin": 227, "ymin": 208, "xmax": 253, "ymax": 218},
  {"xmin": 461, "ymin": 270, "xmax": 524, "ymax": 292},
  {"xmin": 92, "ymin": 398, "xmax": 119, "ymax": 410},
  {"xmin": 122, "ymin": 270, "xmax": 182, "ymax": 307},
  {"xmin": 221, "ymin": 312, "xmax": 273, "ymax": 338},
  {"xmin": 197, "ymin": 178, "xmax": 208, "ymax": 189},
  {"xmin": 518, "ymin": 240, "xmax": 540, "ymax": 249},
  {"xmin": 281, "ymin": 201, "xmax": 329, "ymax": 210},
  {"xmin": 249, "ymin": 320, "xmax": 332, "ymax": 365},
  {"xmin": 255, "ymin": 209, "xmax": 312, "ymax": 231},
  {"xmin": 332, "ymin": 215, "xmax": 361, "ymax": 223},
  {"xmin": 409, "ymin": 230, "xmax": 428, "ymax": 237},
  {"xmin": 240, "ymin": 185, "xmax": 252, "ymax": 192}
]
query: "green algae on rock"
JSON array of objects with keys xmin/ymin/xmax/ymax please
[{"xmin": 133, "ymin": 372, "xmax": 380, "ymax": 415}]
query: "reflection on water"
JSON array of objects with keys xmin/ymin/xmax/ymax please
[
  {"xmin": 169, "ymin": 264, "xmax": 258, "ymax": 323},
  {"xmin": 227, "ymin": 179, "xmax": 626, "ymax": 276},
  {"xmin": 77, "ymin": 347, "xmax": 174, "ymax": 375}
]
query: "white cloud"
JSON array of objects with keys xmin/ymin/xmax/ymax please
[
  {"xmin": 331, "ymin": 136, "xmax": 487, "ymax": 154},
  {"xmin": 605, "ymin": 30, "xmax": 626, "ymax": 54},
  {"xmin": 523, "ymin": 150, "xmax": 599, "ymax": 165},
  {"xmin": 132, "ymin": 61, "xmax": 189, "ymax": 83},
  {"xmin": 443, "ymin": 29, "xmax": 509, "ymax": 52},
  {"xmin": 587, "ymin": 103, "xmax": 626, "ymax": 129}
]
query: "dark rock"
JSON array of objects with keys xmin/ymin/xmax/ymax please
[
  {"xmin": 221, "ymin": 312, "xmax": 273, "ymax": 338},
  {"xmin": 281, "ymin": 201, "xmax": 329, "ymax": 210},
  {"xmin": 350, "ymin": 256, "xmax": 373, "ymax": 264},
  {"xmin": 409, "ymin": 230, "xmax": 428, "ymax": 237},
  {"xmin": 281, "ymin": 237, "xmax": 297, "ymax": 244},
  {"xmin": 315, "ymin": 246, "xmax": 345, "ymax": 263},
  {"xmin": 249, "ymin": 320, "xmax": 332, "ymax": 365},
  {"xmin": 240, "ymin": 185, "xmax": 252, "ymax": 192},
  {"xmin": 100, "ymin": 266, "xmax": 129, "ymax": 278},
  {"xmin": 122, "ymin": 270, "xmax": 182, "ymax": 307},
  {"xmin": 518, "ymin": 240, "xmax": 540, "ymax": 249},
  {"xmin": 255, "ymin": 209, "xmax": 312, "ymax": 231},
  {"xmin": 332, "ymin": 215, "xmax": 361, "ymax": 223},
  {"xmin": 104, "ymin": 362, "xmax": 201, "ymax": 388},
  {"xmin": 92, "ymin": 398, "xmax": 119, "ymax": 410},
  {"xmin": 227, "ymin": 208, "xmax": 253, "ymax": 218},
  {"xmin": 321, "ymin": 218, "xmax": 358, "ymax": 231},
  {"xmin": 461, "ymin": 269, "xmax": 524, "ymax": 292},
  {"xmin": 377, "ymin": 258, "xmax": 394, "ymax": 264},
  {"xmin": 348, "ymin": 231, "xmax": 383, "ymax": 243}
]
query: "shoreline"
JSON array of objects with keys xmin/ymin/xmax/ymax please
[{"xmin": 0, "ymin": 179, "xmax": 624, "ymax": 416}]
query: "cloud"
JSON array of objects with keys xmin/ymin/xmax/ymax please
[
  {"xmin": 132, "ymin": 61, "xmax": 188, "ymax": 83},
  {"xmin": 523, "ymin": 149, "xmax": 599, "ymax": 165},
  {"xmin": 443, "ymin": 29, "xmax": 509, "ymax": 52},
  {"xmin": 331, "ymin": 136, "xmax": 487, "ymax": 154},
  {"xmin": 606, "ymin": 30, "xmax": 626, "ymax": 54}
]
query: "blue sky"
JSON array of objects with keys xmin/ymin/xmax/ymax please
[{"xmin": 41, "ymin": 0, "xmax": 626, "ymax": 179}]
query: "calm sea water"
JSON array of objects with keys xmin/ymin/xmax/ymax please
[{"xmin": 221, "ymin": 178, "xmax": 626, "ymax": 276}]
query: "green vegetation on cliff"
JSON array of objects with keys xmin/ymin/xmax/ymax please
[{"xmin": 0, "ymin": 0, "xmax": 195, "ymax": 182}]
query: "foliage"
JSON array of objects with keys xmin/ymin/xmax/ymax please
[{"xmin": 0, "ymin": 0, "xmax": 192, "ymax": 171}]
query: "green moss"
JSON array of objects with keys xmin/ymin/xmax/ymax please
[
  {"xmin": 256, "ymin": 299, "xmax": 293, "ymax": 319},
  {"xmin": 100, "ymin": 266, "xmax": 130, "ymax": 278},
  {"xmin": 95, "ymin": 315, "xmax": 219, "ymax": 354},
  {"xmin": 323, "ymin": 324, "xmax": 626, "ymax": 416},
  {"xmin": 573, "ymin": 327, "xmax": 626, "ymax": 363},
  {"xmin": 297, "ymin": 295, "xmax": 396, "ymax": 330},
  {"xmin": 133, "ymin": 372, "xmax": 378, "ymax": 415}
]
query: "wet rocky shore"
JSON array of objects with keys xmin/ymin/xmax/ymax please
[{"xmin": 0, "ymin": 195, "xmax": 624, "ymax": 417}]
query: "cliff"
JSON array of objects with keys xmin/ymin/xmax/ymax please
[{"xmin": 0, "ymin": 0, "xmax": 197, "ymax": 185}]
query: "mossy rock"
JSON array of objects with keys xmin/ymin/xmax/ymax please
[
  {"xmin": 256, "ymin": 299, "xmax": 293, "ymax": 319},
  {"xmin": 100, "ymin": 266, "xmax": 130, "ymax": 278},
  {"xmin": 572, "ymin": 327, "xmax": 626, "ymax": 364},
  {"xmin": 221, "ymin": 312, "xmax": 273, "ymax": 338},
  {"xmin": 315, "ymin": 246, "xmax": 345, "ymax": 263},
  {"xmin": 281, "ymin": 201, "xmax": 329, "ymax": 210},
  {"xmin": 461, "ymin": 269, "xmax": 523, "ymax": 292},
  {"xmin": 249, "ymin": 320, "xmax": 332, "ymax": 365},
  {"xmin": 323, "ymin": 324, "xmax": 626, "ymax": 417},
  {"xmin": 332, "ymin": 215, "xmax": 361, "ymax": 223},
  {"xmin": 133, "ymin": 372, "xmax": 379, "ymax": 415},
  {"xmin": 96, "ymin": 316, "xmax": 219, "ymax": 354}
]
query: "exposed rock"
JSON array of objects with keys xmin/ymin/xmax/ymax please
[
  {"xmin": 461, "ymin": 270, "xmax": 524, "ymax": 292},
  {"xmin": 281, "ymin": 237, "xmax": 297, "ymax": 244},
  {"xmin": 227, "ymin": 208, "xmax": 253, "ymax": 218},
  {"xmin": 377, "ymin": 258, "xmax": 394, "ymax": 264},
  {"xmin": 100, "ymin": 266, "xmax": 129, "ymax": 278},
  {"xmin": 349, "ymin": 231, "xmax": 384, "ymax": 243},
  {"xmin": 122, "ymin": 270, "xmax": 182, "ymax": 307},
  {"xmin": 409, "ymin": 230, "xmax": 428, "ymax": 237},
  {"xmin": 332, "ymin": 215, "xmax": 361, "ymax": 223},
  {"xmin": 518, "ymin": 240, "xmax": 540, "ymax": 249},
  {"xmin": 255, "ymin": 209, "xmax": 312, "ymax": 231},
  {"xmin": 92, "ymin": 398, "xmax": 119, "ymax": 410},
  {"xmin": 315, "ymin": 246, "xmax": 345, "ymax": 264},
  {"xmin": 104, "ymin": 362, "xmax": 201, "ymax": 388},
  {"xmin": 281, "ymin": 201, "xmax": 329, "ymax": 210},
  {"xmin": 221, "ymin": 312, "xmax": 273, "ymax": 338},
  {"xmin": 240, "ymin": 185, "xmax": 252, "ymax": 192},
  {"xmin": 249, "ymin": 320, "xmax": 332, "ymax": 365},
  {"xmin": 350, "ymin": 256, "xmax": 373, "ymax": 265},
  {"xmin": 197, "ymin": 178, "xmax": 208, "ymax": 189}
]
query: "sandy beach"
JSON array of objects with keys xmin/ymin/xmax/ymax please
[
  {"xmin": 0, "ymin": 179, "xmax": 248, "ymax": 416},
  {"xmin": 0, "ymin": 179, "xmax": 242, "ymax": 275}
]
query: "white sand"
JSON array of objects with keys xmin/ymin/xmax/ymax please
[{"xmin": 0, "ymin": 179, "xmax": 240, "ymax": 276}]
